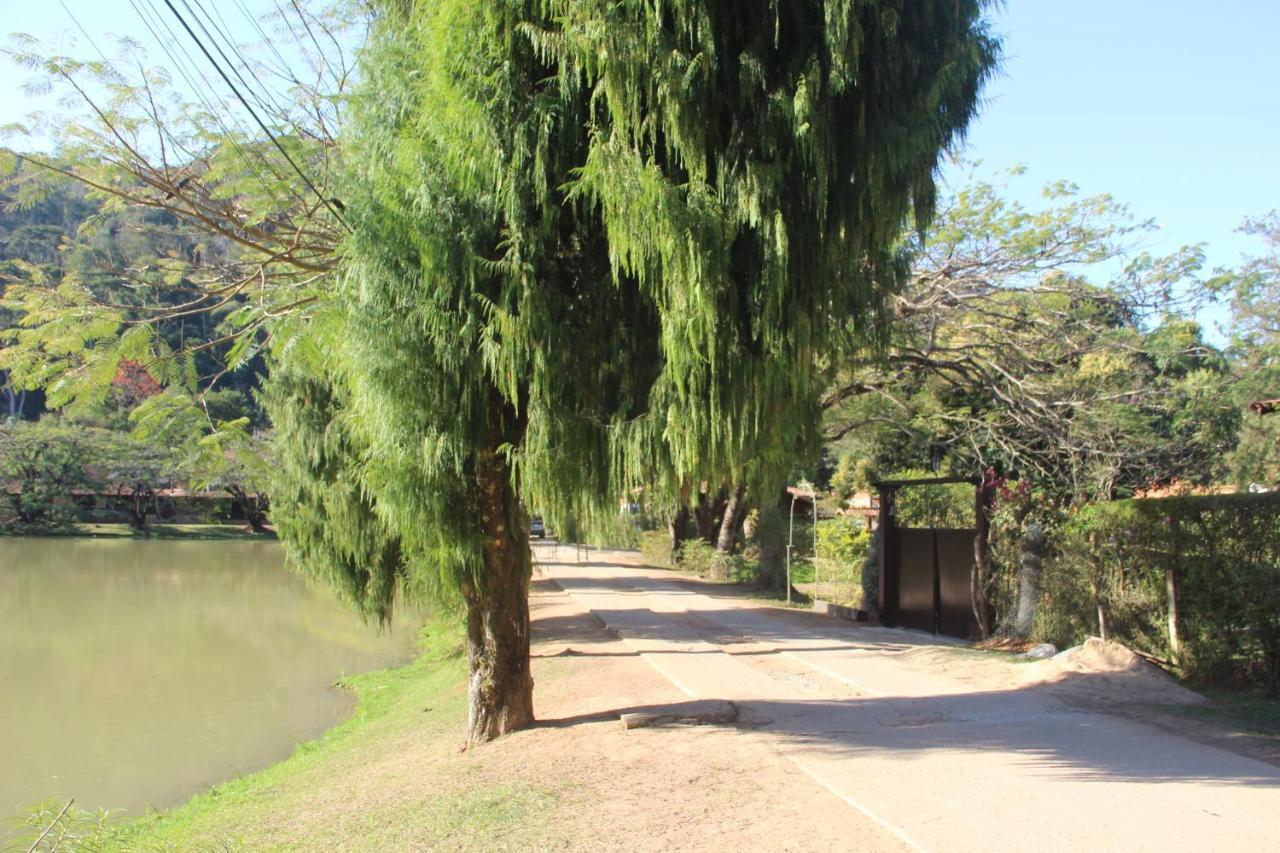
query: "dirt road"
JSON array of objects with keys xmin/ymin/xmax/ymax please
[{"xmin": 536, "ymin": 543, "xmax": 1280, "ymax": 852}]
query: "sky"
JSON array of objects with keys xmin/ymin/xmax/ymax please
[{"xmin": 2, "ymin": 1, "xmax": 1278, "ymax": 338}]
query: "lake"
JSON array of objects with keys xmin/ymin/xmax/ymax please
[{"xmin": 0, "ymin": 537, "xmax": 422, "ymax": 824}]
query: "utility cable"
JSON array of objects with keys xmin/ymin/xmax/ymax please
[{"xmin": 160, "ymin": 0, "xmax": 349, "ymax": 230}]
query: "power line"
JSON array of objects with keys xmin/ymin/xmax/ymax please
[
  {"xmin": 159, "ymin": 0, "xmax": 349, "ymax": 230},
  {"xmin": 178, "ymin": 0, "xmax": 294, "ymax": 122},
  {"xmin": 131, "ymin": 1, "xmax": 278, "ymax": 161},
  {"xmin": 128, "ymin": 0, "xmax": 296, "ymax": 207}
]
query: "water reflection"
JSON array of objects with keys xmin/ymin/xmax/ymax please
[{"xmin": 0, "ymin": 538, "xmax": 422, "ymax": 819}]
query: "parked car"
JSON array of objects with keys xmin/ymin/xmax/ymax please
[{"xmin": 530, "ymin": 515, "xmax": 545, "ymax": 538}]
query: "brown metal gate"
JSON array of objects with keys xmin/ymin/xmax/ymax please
[
  {"xmin": 897, "ymin": 529, "xmax": 938, "ymax": 634},
  {"xmin": 884, "ymin": 526, "xmax": 978, "ymax": 639}
]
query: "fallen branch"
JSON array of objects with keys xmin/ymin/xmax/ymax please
[{"xmin": 27, "ymin": 798, "xmax": 74, "ymax": 853}]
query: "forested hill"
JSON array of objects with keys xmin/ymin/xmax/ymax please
[{"xmin": 0, "ymin": 151, "xmax": 266, "ymax": 426}]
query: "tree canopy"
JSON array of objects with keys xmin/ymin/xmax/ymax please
[
  {"xmin": 1, "ymin": 0, "xmax": 999, "ymax": 743},
  {"xmin": 264, "ymin": 0, "xmax": 999, "ymax": 742},
  {"xmin": 822, "ymin": 174, "xmax": 1239, "ymax": 501}
]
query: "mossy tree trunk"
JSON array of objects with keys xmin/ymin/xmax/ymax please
[{"xmin": 462, "ymin": 427, "xmax": 535, "ymax": 747}]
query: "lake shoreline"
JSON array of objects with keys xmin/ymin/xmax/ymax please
[
  {"xmin": 0, "ymin": 522, "xmax": 276, "ymax": 541},
  {"xmin": 104, "ymin": 613, "xmax": 464, "ymax": 850},
  {"xmin": 2, "ymin": 536, "xmax": 422, "ymax": 839}
]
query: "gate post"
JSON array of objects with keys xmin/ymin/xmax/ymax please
[
  {"xmin": 972, "ymin": 478, "xmax": 995, "ymax": 640},
  {"xmin": 877, "ymin": 487, "xmax": 896, "ymax": 626}
]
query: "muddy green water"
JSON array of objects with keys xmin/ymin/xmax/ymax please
[{"xmin": 0, "ymin": 538, "xmax": 422, "ymax": 823}]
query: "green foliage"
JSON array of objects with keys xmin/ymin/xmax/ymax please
[
  {"xmin": 1217, "ymin": 214, "xmax": 1280, "ymax": 488},
  {"xmin": 676, "ymin": 537, "xmax": 741, "ymax": 581},
  {"xmin": 861, "ymin": 526, "xmax": 882, "ymax": 615},
  {"xmin": 580, "ymin": 511, "xmax": 642, "ymax": 550},
  {"xmin": 829, "ymin": 453, "xmax": 876, "ymax": 501},
  {"xmin": 285, "ymin": 0, "xmax": 998, "ymax": 619},
  {"xmin": 0, "ymin": 421, "xmax": 88, "ymax": 527},
  {"xmin": 677, "ymin": 539, "xmax": 718, "ymax": 576},
  {"xmin": 638, "ymin": 529, "xmax": 674, "ymax": 568},
  {"xmin": 262, "ymin": 350, "xmax": 417, "ymax": 621},
  {"xmin": 11, "ymin": 798, "xmax": 118, "ymax": 852},
  {"xmin": 1042, "ymin": 493, "xmax": 1280, "ymax": 689},
  {"xmin": 890, "ymin": 469, "xmax": 973, "ymax": 528},
  {"xmin": 815, "ymin": 518, "xmax": 872, "ymax": 564},
  {"xmin": 986, "ymin": 479, "xmax": 1064, "ymax": 629},
  {"xmin": 811, "ymin": 517, "xmax": 872, "ymax": 607},
  {"xmin": 823, "ymin": 173, "xmax": 1240, "ymax": 501}
]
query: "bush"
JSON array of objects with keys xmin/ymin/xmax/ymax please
[
  {"xmin": 678, "ymin": 539, "xmax": 718, "ymax": 576},
  {"xmin": 890, "ymin": 468, "xmax": 973, "ymax": 528},
  {"xmin": 1044, "ymin": 492, "xmax": 1280, "ymax": 689},
  {"xmin": 861, "ymin": 527, "xmax": 881, "ymax": 616},
  {"xmin": 816, "ymin": 518, "xmax": 872, "ymax": 564},
  {"xmin": 0, "ymin": 423, "xmax": 90, "ymax": 528},
  {"xmin": 639, "ymin": 529, "xmax": 674, "ymax": 568},
  {"xmin": 809, "ymin": 518, "xmax": 873, "ymax": 607}
]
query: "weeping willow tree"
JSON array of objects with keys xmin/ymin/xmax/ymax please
[{"xmin": 273, "ymin": 0, "xmax": 998, "ymax": 745}]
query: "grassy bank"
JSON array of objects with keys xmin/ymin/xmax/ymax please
[
  {"xmin": 20, "ymin": 614, "xmax": 556, "ymax": 851},
  {"xmin": 4, "ymin": 523, "xmax": 274, "ymax": 540}
]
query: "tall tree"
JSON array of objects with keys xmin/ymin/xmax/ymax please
[
  {"xmin": 3, "ymin": 0, "xmax": 997, "ymax": 744},
  {"xmin": 1218, "ymin": 213, "xmax": 1280, "ymax": 486},
  {"xmin": 281, "ymin": 0, "xmax": 998, "ymax": 745},
  {"xmin": 823, "ymin": 175, "xmax": 1238, "ymax": 500}
]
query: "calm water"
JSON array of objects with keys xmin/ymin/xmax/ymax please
[{"xmin": 0, "ymin": 538, "xmax": 422, "ymax": 822}]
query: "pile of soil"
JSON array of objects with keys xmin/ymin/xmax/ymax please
[{"xmin": 1025, "ymin": 638, "xmax": 1205, "ymax": 706}]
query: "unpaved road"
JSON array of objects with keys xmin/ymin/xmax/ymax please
[{"xmin": 536, "ymin": 543, "xmax": 1280, "ymax": 852}]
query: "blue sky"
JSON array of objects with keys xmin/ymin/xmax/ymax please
[
  {"xmin": 941, "ymin": 1, "xmax": 1280, "ymax": 339},
  {"xmin": 2, "ymin": 1, "xmax": 1278, "ymax": 337}
]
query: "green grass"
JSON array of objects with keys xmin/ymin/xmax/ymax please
[
  {"xmin": 1172, "ymin": 687, "xmax": 1280, "ymax": 738},
  {"xmin": 4, "ymin": 523, "xmax": 274, "ymax": 541},
  {"xmin": 11, "ymin": 613, "xmax": 560, "ymax": 851}
]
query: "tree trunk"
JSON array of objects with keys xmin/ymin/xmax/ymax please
[
  {"xmin": 1089, "ymin": 530, "xmax": 1109, "ymax": 642},
  {"xmin": 971, "ymin": 482, "xmax": 994, "ymax": 640},
  {"xmin": 753, "ymin": 503, "xmax": 787, "ymax": 591},
  {"xmin": 229, "ymin": 486, "xmax": 270, "ymax": 533},
  {"xmin": 1166, "ymin": 517, "xmax": 1181, "ymax": 666},
  {"xmin": 715, "ymin": 483, "xmax": 747, "ymax": 554},
  {"xmin": 693, "ymin": 488, "xmax": 725, "ymax": 543},
  {"xmin": 463, "ymin": 437, "xmax": 535, "ymax": 747},
  {"xmin": 668, "ymin": 506, "xmax": 690, "ymax": 562},
  {"xmin": 1013, "ymin": 522, "xmax": 1045, "ymax": 638}
]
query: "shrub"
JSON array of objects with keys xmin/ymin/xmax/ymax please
[
  {"xmin": 810, "ymin": 518, "xmax": 873, "ymax": 607},
  {"xmin": 677, "ymin": 539, "xmax": 717, "ymax": 576},
  {"xmin": 1044, "ymin": 492, "xmax": 1280, "ymax": 689},
  {"xmin": 639, "ymin": 530, "xmax": 674, "ymax": 568},
  {"xmin": 861, "ymin": 527, "xmax": 881, "ymax": 616},
  {"xmin": 889, "ymin": 468, "xmax": 973, "ymax": 528},
  {"xmin": 0, "ymin": 423, "xmax": 91, "ymax": 528},
  {"xmin": 816, "ymin": 518, "xmax": 872, "ymax": 564}
]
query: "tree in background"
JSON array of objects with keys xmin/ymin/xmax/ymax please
[
  {"xmin": 823, "ymin": 175, "xmax": 1239, "ymax": 502},
  {"xmin": 0, "ymin": 0, "xmax": 364, "ymax": 423},
  {"xmin": 1217, "ymin": 213, "xmax": 1280, "ymax": 487},
  {"xmin": 0, "ymin": 421, "xmax": 89, "ymax": 526}
]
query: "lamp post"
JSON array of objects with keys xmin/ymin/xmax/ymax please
[{"xmin": 786, "ymin": 480, "xmax": 816, "ymax": 605}]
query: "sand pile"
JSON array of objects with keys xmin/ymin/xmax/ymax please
[{"xmin": 1023, "ymin": 638, "xmax": 1205, "ymax": 706}]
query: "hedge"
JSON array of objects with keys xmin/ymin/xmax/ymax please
[{"xmin": 1044, "ymin": 492, "xmax": 1280, "ymax": 689}]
